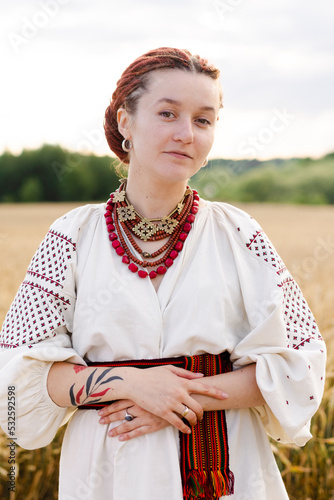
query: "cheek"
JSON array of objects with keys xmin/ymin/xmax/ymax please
[
  {"xmin": 197, "ymin": 131, "xmax": 215, "ymax": 155},
  {"xmin": 137, "ymin": 121, "xmax": 164, "ymax": 144}
]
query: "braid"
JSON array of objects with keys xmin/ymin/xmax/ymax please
[{"xmin": 104, "ymin": 47, "xmax": 221, "ymax": 163}]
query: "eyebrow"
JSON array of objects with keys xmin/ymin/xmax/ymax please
[{"xmin": 156, "ymin": 98, "xmax": 216, "ymax": 113}]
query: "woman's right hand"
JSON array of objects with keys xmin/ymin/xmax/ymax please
[{"xmin": 125, "ymin": 365, "xmax": 228, "ymax": 434}]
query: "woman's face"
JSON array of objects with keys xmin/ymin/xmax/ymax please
[{"xmin": 118, "ymin": 68, "xmax": 221, "ymax": 186}]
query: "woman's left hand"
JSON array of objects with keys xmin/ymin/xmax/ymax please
[{"xmin": 98, "ymin": 399, "xmax": 170, "ymax": 441}]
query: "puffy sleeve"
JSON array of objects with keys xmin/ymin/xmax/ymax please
[
  {"xmin": 220, "ymin": 204, "xmax": 327, "ymax": 446},
  {"xmin": 0, "ymin": 208, "xmax": 88, "ymax": 449}
]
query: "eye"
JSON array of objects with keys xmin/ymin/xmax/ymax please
[
  {"xmin": 159, "ymin": 111, "xmax": 175, "ymax": 119},
  {"xmin": 196, "ymin": 118, "xmax": 211, "ymax": 126}
]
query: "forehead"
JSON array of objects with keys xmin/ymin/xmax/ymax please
[{"xmin": 142, "ymin": 68, "xmax": 221, "ymax": 110}]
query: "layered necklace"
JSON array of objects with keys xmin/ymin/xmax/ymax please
[{"xmin": 104, "ymin": 180, "xmax": 200, "ymax": 279}]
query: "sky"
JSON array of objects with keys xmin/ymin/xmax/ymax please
[{"xmin": 1, "ymin": 0, "xmax": 334, "ymax": 161}]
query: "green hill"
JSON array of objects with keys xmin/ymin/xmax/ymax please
[
  {"xmin": 192, "ymin": 154, "xmax": 334, "ymax": 204},
  {"xmin": 0, "ymin": 145, "xmax": 333, "ymax": 204}
]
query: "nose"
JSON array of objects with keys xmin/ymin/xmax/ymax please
[{"xmin": 173, "ymin": 118, "xmax": 194, "ymax": 144}]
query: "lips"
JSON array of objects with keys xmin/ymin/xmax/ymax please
[{"xmin": 165, "ymin": 151, "xmax": 192, "ymax": 159}]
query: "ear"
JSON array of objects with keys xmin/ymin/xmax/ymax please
[{"xmin": 117, "ymin": 107, "xmax": 132, "ymax": 139}]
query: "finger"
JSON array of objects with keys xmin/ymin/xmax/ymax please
[
  {"xmin": 99, "ymin": 403, "xmax": 137, "ymax": 424},
  {"xmin": 180, "ymin": 397, "xmax": 204, "ymax": 422},
  {"xmin": 108, "ymin": 420, "xmax": 137, "ymax": 438},
  {"xmin": 158, "ymin": 408, "xmax": 192, "ymax": 434},
  {"xmin": 188, "ymin": 381, "xmax": 229, "ymax": 400},
  {"xmin": 178, "ymin": 405, "xmax": 198, "ymax": 426},
  {"xmin": 118, "ymin": 427, "xmax": 148, "ymax": 441},
  {"xmin": 108, "ymin": 415, "xmax": 170, "ymax": 440},
  {"xmin": 166, "ymin": 366, "xmax": 204, "ymax": 379},
  {"xmin": 98, "ymin": 400, "xmax": 134, "ymax": 418},
  {"xmin": 116, "ymin": 424, "xmax": 165, "ymax": 442},
  {"xmin": 99, "ymin": 409, "xmax": 130, "ymax": 425}
]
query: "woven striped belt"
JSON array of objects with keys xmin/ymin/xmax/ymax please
[{"xmin": 78, "ymin": 352, "xmax": 234, "ymax": 499}]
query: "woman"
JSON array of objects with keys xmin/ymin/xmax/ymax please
[{"xmin": 0, "ymin": 48, "xmax": 326, "ymax": 499}]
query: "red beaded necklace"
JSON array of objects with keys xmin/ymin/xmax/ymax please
[{"xmin": 104, "ymin": 184, "xmax": 200, "ymax": 279}]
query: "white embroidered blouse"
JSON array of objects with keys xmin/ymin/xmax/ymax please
[{"xmin": 0, "ymin": 201, "xmax": 326, "ymax": 500}]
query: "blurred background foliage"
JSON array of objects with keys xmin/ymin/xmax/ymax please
[
  {"xmin": 194, "ymin": 154, "xmax": 334, "ymax": 205},
  {"xmin": 0, "ymin": 145, "xmax": 334, "ymax": 204},
  {"xmin": 0, "ymin": 145, "xmax": 120, "ymax": 203}
]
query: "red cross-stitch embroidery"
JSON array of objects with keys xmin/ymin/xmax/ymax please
[
  {"xmin": 240, "ymin": 219, "xmax": 322, "ymax": 352},
  {"xmin": 281, "ymin": 277, "xmax": 322, "ymax": 350},
  {"xmin": 0, "ymin": 228, "xmax": 76, "ymax": 349},
  {"xmin": 245, "ymin": 229, "xmax": 285, "ymax": 271}
]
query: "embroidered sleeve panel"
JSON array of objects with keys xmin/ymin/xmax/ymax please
[
  {"xmin": 0, "ymin": 228, "xmax": 77, "ymax": 350},
  {"xmin": 220, "ymin": 203, "xmax": 324, "ymax": 351},
  {"xmin": 0, "ymin": 284, "xmax": 66, "ymax": 348},
  {"xmin": 239, "ymin": 219, "xmax": 323, "ymax": 349},
  {"xmin": 216, "ymin": 202, "xmax": 286, "ymax": 274},
  {"xmin": 245, "ymin": 228, "xmax": 285, "ymax": 272},
  {"xmin": 26, "ymin": 228, "xmax": 76, "ymax": 289},
  {"xmin": 279, "ymin": 277, "xmax": 323, "ymax": 350}
]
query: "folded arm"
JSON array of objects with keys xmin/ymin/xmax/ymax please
[
  {"xmin": 47, "ymin": 361, "xmax": 228, "ymax": 434},
  {"xmin": 192, "ymin": 363, "xmax": 265, "ymax": 410},
  {"xmin": 99, "ymin": 363, "xmax": 264, "ymax": 441}
]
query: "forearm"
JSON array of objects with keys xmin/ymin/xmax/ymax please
[
  {"xmin": 47, "ymin": 361, "xmax": 134, "ymax": 408},
  {"xmin": 193, "ymin": 364, "xmax": 265, "ymax": 411},
  {"xmin": 47, "ymin": 361, "xmax": 228, "ymax": 435}
]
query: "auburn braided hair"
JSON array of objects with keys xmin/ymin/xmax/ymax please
[{"xmin": 104, "ymin": 47, "xmax": 222, "ymax": 163}]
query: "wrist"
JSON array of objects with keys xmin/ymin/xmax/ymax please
[{"xmin": 106, "ymin": 366, "xmax": 137, "ymax": 402}]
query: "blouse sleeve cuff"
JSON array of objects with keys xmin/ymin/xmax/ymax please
[{"xmin": 0, "ymin": 336, "xmax": 86, "ymax": 449}]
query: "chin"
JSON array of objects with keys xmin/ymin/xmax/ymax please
[
  {"xmin": 160, "ymin": 167, "xmax": 193, "ymax": 184},
  {"xmin": 164, "ymin": 160, "xmax": 200, "ymax": 178}
]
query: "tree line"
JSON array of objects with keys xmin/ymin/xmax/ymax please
[
  {"xmin": 0, "ymin": 145, "xmax": 120, "ymax": 203},
  {"xmin": 0, "ymin": 145, "xmax": 333, "ymax": 204}
]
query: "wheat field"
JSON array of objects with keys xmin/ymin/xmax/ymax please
[{"xmin": 0, "ymin": 202, "xmax": 333, "ymax": 500}]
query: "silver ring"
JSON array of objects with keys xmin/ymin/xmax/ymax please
[
  {"xmin": 181, "ymin": 405, "xmax": 189, "ymax": 418},
  {"xmin": 125, "ymin": 408, "xmax": 134, "ymax": 421}
]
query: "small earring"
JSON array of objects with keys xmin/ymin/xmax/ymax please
[
  {"xmin": 122, "ymin": 139, "xmax": 133, "ymax": 152},
  {"xmin": 203, "ymin": 158, "xmax": 208, "ymax": 167}
]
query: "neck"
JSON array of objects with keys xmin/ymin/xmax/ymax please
[{"xmin": 124, "ymin": 171, "xmax": 189, "ymax": 219}]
